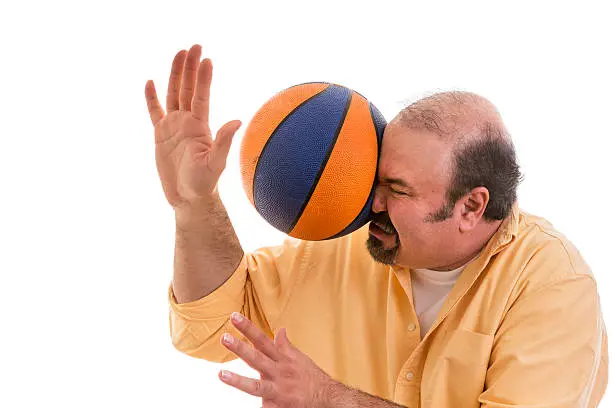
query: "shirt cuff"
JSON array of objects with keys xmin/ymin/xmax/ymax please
[{"xmin": 168, "ymin": 255, "xmax": 248, "ymax": 320}]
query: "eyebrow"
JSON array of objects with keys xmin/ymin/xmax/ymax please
[{"xmin": 380, "ymin": 177, "xmax": 418, "ymax": 193}]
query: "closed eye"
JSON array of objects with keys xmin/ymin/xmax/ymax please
[
  {"xmin": 379, "ymin": 177, "xmax": 418, "ymax": 197},
  {"xmin": 390, "ymin": 188, "xmax": 412, "ymax": 197}
]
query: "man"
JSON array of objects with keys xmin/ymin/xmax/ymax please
[{"xmin": 145, "ymin": 44, "xmax": 608, "ymax": 407}]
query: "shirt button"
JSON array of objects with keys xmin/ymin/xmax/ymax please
[
  {"xmin": 406, "ymin": 371, "xmax": 414, "ymax": 381},
  {"xmin": 407, "ymin": 323, "xmax": 416, "ymax": 332}
]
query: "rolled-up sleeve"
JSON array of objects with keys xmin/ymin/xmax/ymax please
[
  {"xmin": 479, "ymin": 273, "xmax": 608, "ymax": 408},
  {"xmin": 168, "ymin": 237, "xmax": 309, "ymax": 363}
]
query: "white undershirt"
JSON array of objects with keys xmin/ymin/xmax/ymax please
[{"xmin": 410, "ymin": 260, "xmax": 473, "ymax": 339}]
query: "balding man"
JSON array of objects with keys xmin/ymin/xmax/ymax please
[{"xmin": 147, "ymin": 44, "xmax": 608, "ymax": 408}]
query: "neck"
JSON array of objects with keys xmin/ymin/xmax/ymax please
[{"xmin": 431, "ymin": 219, "xmax": 503, "ymax": 271}]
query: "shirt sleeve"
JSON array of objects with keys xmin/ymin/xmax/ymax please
[
  {"xmin": 479, "ymin": 254, "xmax": 608, "ymax": 407},
  {"xmin": 168, "ymin": 237, "xmax": 310, "ymax": 363}
]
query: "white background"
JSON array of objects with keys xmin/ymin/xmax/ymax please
[{"xmin": 1, "ymin": 0, "xmax": 610, "ymax": 406}]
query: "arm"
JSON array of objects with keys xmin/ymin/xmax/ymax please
[
  {"xmin": 146, "ymin": 43, "xmax": 245, "ymax": 304},
  {"xmin": 326, "ymin": 382, "xmax": 407, "ymax": 408},
  {"xmin": 147, "ymin": 44, "xmax": 284, "ymax": 361},
  {"xmin": 172, "ymin": 192, "xmax": 243, "ymax": 304}
]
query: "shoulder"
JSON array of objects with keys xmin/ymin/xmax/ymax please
[{"xmin": 499, "ymin": 209, "xmax": 595, "ymax": 302}]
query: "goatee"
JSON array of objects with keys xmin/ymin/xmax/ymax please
[{"xmin": 366, "ymin": 212, "xmax": 399, "ymax": 265}]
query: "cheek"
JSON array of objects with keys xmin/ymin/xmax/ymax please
[{"xmin": 387, "ymin": 200, "xmax": 420, "ymax": 234}]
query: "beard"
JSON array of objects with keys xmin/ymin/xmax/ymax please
[{"xmin": 366, "ymin": 212, "xmax": 400, "ymax": 265}]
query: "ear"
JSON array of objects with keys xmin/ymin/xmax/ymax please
[{"xmin": 458, "ymin": 187, "xmax": 489, "ymax": 232}]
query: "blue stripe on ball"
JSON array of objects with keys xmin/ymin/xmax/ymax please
[
  {"xmin": 254, "ymin": 85, "xmax": 351, "ymax": 233},
  {"xmin": 369, "ymin": 102, "xmax": 386, "ymax": 146}
]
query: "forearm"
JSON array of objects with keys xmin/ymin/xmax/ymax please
[
  {"xmin": 325, "ymin": 381, "xmax": 407, "ymax": 408},
  {"xmin": 172, "ymin": 192, "xmax": 244, "ymax": 304}
]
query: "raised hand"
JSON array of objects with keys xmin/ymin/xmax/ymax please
[{"xmin": 145, "ymin": 44, "xmax": 241, "ymax": 214}]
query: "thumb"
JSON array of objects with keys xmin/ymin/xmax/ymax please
[
  {"xmin": 208, "ymin": 120, "xmax": 242, "ymax": 172},
  {"xmin": 274, "ymin": 327, "xmax": 293, "ymax": 353}
]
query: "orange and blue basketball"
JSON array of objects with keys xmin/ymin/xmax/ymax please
[{"xmin": 239, "ymin": 82, "xmax": 386, "ymax": 241}]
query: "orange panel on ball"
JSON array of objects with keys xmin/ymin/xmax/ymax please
[
  {"xmin": 289, "ymin": 92, "xmax": 378, "ymax": 240},
  {"xmin": 239, "ymin": 83, "xmax": 329, "ymax": 206}
]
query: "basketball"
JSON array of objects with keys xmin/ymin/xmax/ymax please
[{"xmin": 239, "ymin": 82, "xmax": 386, "ymax": 241}]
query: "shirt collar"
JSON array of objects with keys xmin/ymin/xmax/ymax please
[{"xmin": 483, "ymin": 202, "xmax": 520, "ymax": 257}]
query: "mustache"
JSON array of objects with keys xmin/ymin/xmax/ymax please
[{"xmin": 370, "ymin": 212, "xmax": 397, "ymax": 234}]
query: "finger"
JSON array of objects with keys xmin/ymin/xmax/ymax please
[
  {"xmin": 180, "ymin": 44, "xmax": 202, "ymax": 111},
  {"xmin": 145, "ymin": 80, "xmax": 165, "ymax": 126},
  {"xmin": 207, "ymin": 120, "xmax": 242, "ymax": 174},
  {"xmin": 230, "ymin": 312, "xmax": 283, "ymax": 362},
  {"xmin": 221, "ymin": 332, "xmax": 276, "ymax": 377},
  {"xmin": 191, "ymin": 58, "xmax": 213, "ymax": 121},
  {"xmin": 274, "ymin": 328, "xmax": 296, "ymax": 358},
  {"xmin": 166, "ymin": 49, "xmax": 188, "ymax": 113},
  {"xmin": 219, "ymin": 370, "xmax": 275, "ymax": 399}
]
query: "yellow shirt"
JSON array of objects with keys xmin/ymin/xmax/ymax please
[{"xmin": 168, "ymin": 205, "xmax": 608, "ymax": 407}]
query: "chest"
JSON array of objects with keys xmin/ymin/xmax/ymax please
[{"xmin": 277, "ymin": 260, "xmax": 512, "ymax": 407}]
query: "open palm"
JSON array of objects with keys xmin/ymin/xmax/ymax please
[{"xmin": 145, "ymin": 44, "xmax": 241, "ymax": 212}]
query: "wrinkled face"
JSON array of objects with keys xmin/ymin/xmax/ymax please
[{"xmin": 367, "ymin": 121, "xmax": 461, "ymax": 269}]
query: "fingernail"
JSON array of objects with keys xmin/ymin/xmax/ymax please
[
  {"xmin": 223, "ymin": 333, "xmax": 234, "ymax": 345},
  {"xmin": 231, "ymin": 312, "xmax": 244, "ymax": 323},
  {"xmin": 221, "ymin": 370, "xmax": 232, "ymax": 380}
]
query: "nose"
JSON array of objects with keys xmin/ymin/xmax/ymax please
[{"xmin": 371, "ymin": 185, "xmax": 387, "ymax": 213}]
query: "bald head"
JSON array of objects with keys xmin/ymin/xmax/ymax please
[
  {"xmin": 395, "ymin": 91, "xmax": 510, "ymax": 146},
  {"xmin": 388, "ymin": 91, "xmax": 522, "ymax": 221}
]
